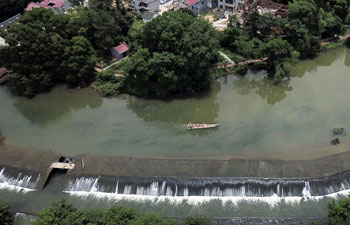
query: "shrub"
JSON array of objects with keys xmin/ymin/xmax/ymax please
[
  {"xmin": 97, "ymin": 82, "xmax": 122, "ymax": 96},
  {"xmin": 0, "ymin": 202, "xmax": 13, "ymax": 225},
  {"xmin": 96, "ymin": 70, "xmax": 118, "ymax": 83},
  {"xmin": 346, "ymin": 37, "xmax": 350, "ymax": 47},
  {"xmin": 235, "ymin": 64, "xmax": 248, "ymax": 75}
]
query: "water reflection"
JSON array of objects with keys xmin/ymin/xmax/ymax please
[
  {"xmin": 126, "ymin": 81, "xmax": 221, "ymax": 124},
  {"xmin": 233, "ymin": 74, "xmax": 293, "ymax": 105},
  {"xmin": 285, "ymin": 47, "xmax": 344, "ymax": 78},
  {"xmin": 13, "ymin": 86, "xmax": 102, "ymax": 126},
  {"xmin": 344, "ymin": 48, "xmax": 350, "ymax": 67}
]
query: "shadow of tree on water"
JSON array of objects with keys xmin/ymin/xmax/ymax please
[{"xmin": 14, "ymin": 85, "xmax": 102, "ymax": 126}]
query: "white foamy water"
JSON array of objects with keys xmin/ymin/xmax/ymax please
[
  {"xmin": 0, "ymin": 168, "xmax": 39, "ymax": 192},
  {"xmin": 63, "ymin": 177, "xmax": 350, "ymax": 207},
  {"xmin": 64, "ymin": 188, "xmax": 350, "ymax": 207}
]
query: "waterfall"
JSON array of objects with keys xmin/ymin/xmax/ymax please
[
  {"xmin": 0, "ymin": 167, "xmax": 40, "ymax": 191},
  {"xmin": 63, "ymin": 170, "xmax": 350, "ymax": 205}
]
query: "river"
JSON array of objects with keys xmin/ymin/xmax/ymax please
[{"xmin": 1, "ymin": 47, "xmax": 350, "ymax": 220}]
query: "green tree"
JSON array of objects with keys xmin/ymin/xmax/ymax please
[
  {"xmin": 234, "ymin": 36, "xmax": 264, "ymax": 59},
  {"xmin": 328, "ymin": 0, "xmax": 348, "ymax": 20},
  {"xmin": 288, "ymin": 0, "xmax": 321, "ymax": 36},
  {"xmin": 1, "ymin": 8, "xmax": 68, "ymax": 97},
  {"xmin": 220, "ymin": 15, "xmax": 243, "ymax": 51},
  {"xmin": 0, "ymin": 0, "xmax": 32, "ymax": 21},
  {"xmin": 284, "ymin": 18, "xmax": 320, "ymax": 58},
  {"xmin": 32, "ymin": 199, "xmax": 77, "ymax": 225},
  {"xmin": 328, "ymin": 198, "xmax": 350, "ymax": 225},
  {"xmin": 0, "ymin": 202, "xmax": 13, "ymax": 225},
  {"xmin": 63, "ymin": 36, "xmax": 97, "ymax": 86},
  {"xmin": 130, "ymin": 212, "xmax": 176, "ymax": 225},
  {"xmin": 244, "ymin": 11, "xmax": 283, "ymax": 40},
  {"xmin": 88, "ymin": 0, "xmax": 113, "ymax": 10},
  {"xmin": 128, "ymin": 20, "xmax": 145, "ymax": 50},
  {"xmin": 67, "ymin": 7, "xmax": 131, "ymax": 56},
  {"xmin": 123, "ymin": 11, "xmax": 219, "ymax": 97},
  {"xmin": 262, "ymin": 38, "xmax": 297, "ymax": 69},
  {"xmin": 102, "ymin": 206, "xmax": 137, "ymax": 225},
  {"xmin": 69, "ymin": 0, "xmax": 85, "ymax": 6},
  {"xmin": 320, "ymin": 9, "xmax": 344, "ymax": 38}
]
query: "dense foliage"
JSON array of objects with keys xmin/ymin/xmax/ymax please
[
  {"xmin": 1, "ymin": 0, "xmax": 349, "ymax": 98},
  {"xmin": 0, "ymin": 202, "xmax": 13, "ymax": 225},
  {"xmin": 312, "ymin": 197, "xmax": 350, "ymax": 225},
  {"xmin": 0, "ymin": 0, "xmax": 32, "ymax": 21},
  {"xmin": 0, "ymin": 1, "xmax": 132, "ymax": 97},
  {"xmin": 219, "ymin": 0, "xmax": 348, "ymax": 81},
  {"xmin": 121, "ymin": 11, "xmax": 219, "ymax": 97},
  {"xmin": 31, "ymin": 199, "xmax": 213, "ymax": 225}
]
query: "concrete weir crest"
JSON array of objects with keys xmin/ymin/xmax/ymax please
[{"xmin": 3, "ymin": 142, "xmax": 350, "ymax": 200}]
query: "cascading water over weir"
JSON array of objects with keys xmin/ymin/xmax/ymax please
[
  {"xmin": 0, "ymin": 167, "xmax": 41, "ymax": 191},
  {"xmin": 62, "ymin": 171, "xmax": 350, "ymax": 203}
]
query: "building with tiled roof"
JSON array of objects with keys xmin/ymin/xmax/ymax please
[
  {"xmin": 185, "ymin": 0, "xmax": 207, "ymax": 14},
  {"xmin": 25, "ymin": 0, "xmax": 71, "ymax": 14},
  {"xmin": 111, "ymin": 42, "xmax": 130, "ymax": 60}
]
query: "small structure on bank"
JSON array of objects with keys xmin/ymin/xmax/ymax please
[
  {"xmin": 0, "ymin": 68, "xmax": 8, "ymax": 85},
  {"xmin": 111, "ymin": 42, "xmax": 130, "ymax": 60},
  {"xmin": 243, "ymin": 0, "xmax": 288, "ymax": 18},
  {"xmin": 25, "ymin": 0, "xmax": 71, "ymax": 14},
  {"xmin": 185, "ymin": 0, "xmax": 208, "ymax": 15},
  {"xmin": 218, "ymin": 0, "xmax": 244, "ymax": 13},
  {"xmin": 130, "ymin": 0, "xmax": 160, "ymax": 14}
]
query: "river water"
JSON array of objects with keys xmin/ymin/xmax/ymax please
[
  {"xmin": 1, "ymin": 47, "xmax": 350, "ymax": 160},
  {"xmin": 2, "ymin": 47, "xmax": 350, "ymax": 219}
]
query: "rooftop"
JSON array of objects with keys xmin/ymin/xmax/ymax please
[
  {"xmin": 186, "ymin": 0, "xmax": 200, "ymax": 6},
  {"xmin": 113, "ymin": 42, "xmax": 129, "ymax": 54},
  {"xmin": 0, "ymin": 68, "xmax": 8, "ymax": 78},
  {"xmin": 26, "ymin": 0, "xmax": 65, "ymax": 11}
]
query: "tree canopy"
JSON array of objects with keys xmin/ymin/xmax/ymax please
[
  {"xmin": 0, "ymin": 202, "xmax": 13, "ymax": 225},
  {"xmin": 0, "ymin": 1, "xmax": 133, "ymax": 97},
  {"xmin": 0, "ymin": 0, "xmax": 32, "ymax": 21},
  {"xmin": 123, "ymin": 11, "xmax": 219, "ymax": 97},
  {"xmin": 31, "ymin": 199, "xmax": 213, "ymax": 225}
]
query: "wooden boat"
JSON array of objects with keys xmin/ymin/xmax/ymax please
[{"xmin": 187, "ymin": 123, "xmax": 219, "ymax": 130}]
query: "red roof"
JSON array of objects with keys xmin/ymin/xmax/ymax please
[
  {"xmin": 113, "ymin": 42, "xmax": 129, "ymax": 54},
  {"xmin": 0, "ymin": 68, "xmax": 8, "ymax": 78},
  {"xmin": 186, "ymin": 0, "xmax": 200, "ymax": 6},
  {"xmin": 25, "ymin": 0, "xmax": 65, "ymax": 11}
]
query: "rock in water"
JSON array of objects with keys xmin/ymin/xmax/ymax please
[
  {"xmin": 332, "ymin": 127, "xmax": 346, "ymax": 136},
  {"xmin": 331, "ymin": 138, "xmax": 340, "ymax": 145}
]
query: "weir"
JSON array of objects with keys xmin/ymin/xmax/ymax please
[
  {"xmin": 4, "ymin": 142, "xmax": 350, "ymax": 200},
  {"xmin": 63, "ymin": 170, "xmax": 350, "ymax": 199},
  {"xmin": 0, "ymin": 167, "xmax": 41, "ymax": 191}
]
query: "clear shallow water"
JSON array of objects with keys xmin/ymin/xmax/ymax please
[{"xmin": 1, "ymin": 47, "xmax": 350, "ymax": 160}]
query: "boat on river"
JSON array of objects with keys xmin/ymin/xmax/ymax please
[{"xmin": 186, "ymin": 123, "xmax": 220, "ymax": 130}]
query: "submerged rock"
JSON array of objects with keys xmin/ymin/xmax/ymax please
[
  {"xmin": 331, "ymin": 138, "xmax": 340, "ymax": 145},
  {"xmin": 332, "ymin": 127, "xmax": 346, "ymax": 136}
]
